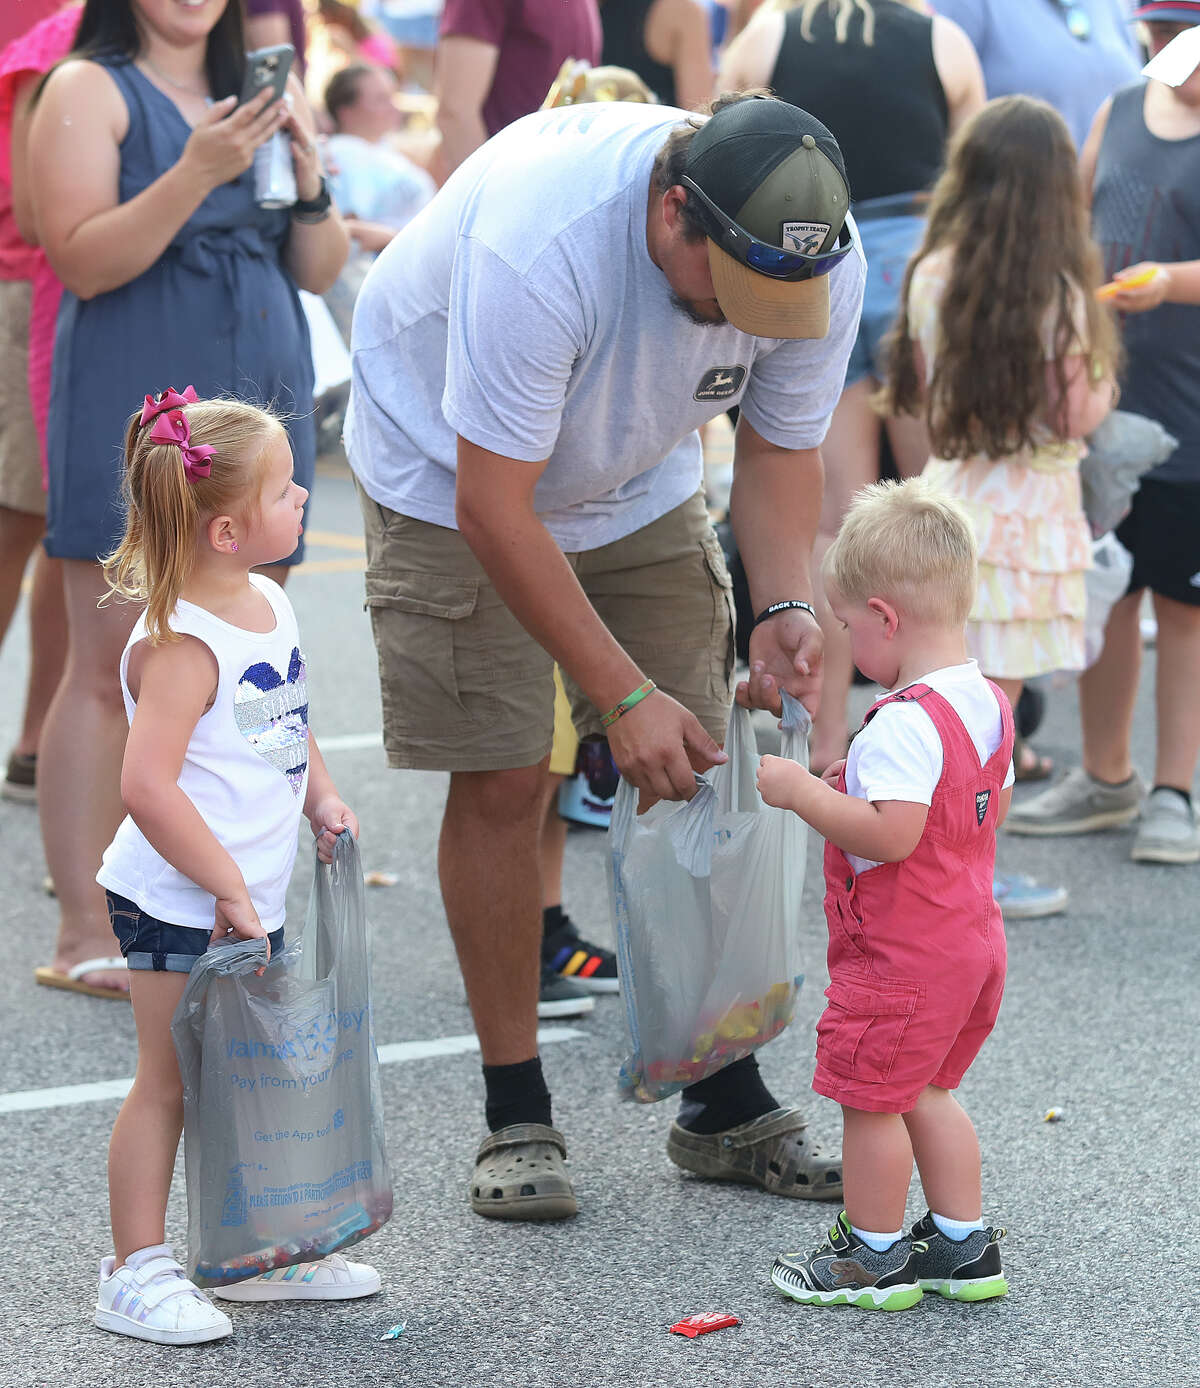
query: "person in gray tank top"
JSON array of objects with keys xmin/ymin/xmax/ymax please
[{"xmin": 1009, "ymin": 6, "xmax": 1200, "ymax": 864}]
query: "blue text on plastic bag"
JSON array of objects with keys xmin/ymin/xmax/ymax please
[{"xmin": 171, "ymin": 831, "xmax": 393, "ymax": 1285}]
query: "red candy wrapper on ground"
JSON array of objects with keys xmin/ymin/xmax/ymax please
[{"xmin": 669, "ymin": 1312, "xmax": 741, "ymax": 1338}]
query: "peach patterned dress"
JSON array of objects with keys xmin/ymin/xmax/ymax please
[{"xmin": 908, "ymin": 248, "xmax": 1092, "ymax": 680}]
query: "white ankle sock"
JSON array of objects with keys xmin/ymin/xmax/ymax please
[
  {"xmin": 931, "ymin": 1212, "xmax": 984, "ymax": 1242},
  {"xmin": 850, "ymin": 1224, "xmax": 902, "ymax": 1252}
]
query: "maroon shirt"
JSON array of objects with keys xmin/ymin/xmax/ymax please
[
  {"xmin": 244, "ymin": 0, "xmax": 308, "ymax": 73},
  {"xmin": 440, "ymin": 0, "xmax": 601, "ymax": 136}
]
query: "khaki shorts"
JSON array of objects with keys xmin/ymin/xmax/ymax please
[
  {"xmin": 357, "ymin": 486, "xmax": 736, "ymax": 772},
  {"xmin": 0, "ymin": 280, "xmax": 45, "ymax": 517}
]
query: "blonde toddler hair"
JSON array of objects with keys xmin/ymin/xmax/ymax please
[
  {"xmin": 823, "ymin": 476, "xmax": 977, "ymax": 626},
  {"xmin": 103, "ymin": 396, "xmax": 285, "ymax": 644}
]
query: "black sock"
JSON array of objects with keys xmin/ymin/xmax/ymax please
[
  {"xmin": 483, "ymin": 1057, "xmax": 552, "ymax": 1132},
  {"xmin": 1152, "ymin": 784, "xmax": 1192, "ymax": 810},
  {"xmin": 677, "ymin": 1054, "xmax": 780, "ymax": 1135},
  {"xmin": 542, "ymin": 904, "xmax": 567, "ymax": 940}
]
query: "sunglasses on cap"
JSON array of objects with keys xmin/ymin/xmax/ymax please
[{"xmin": 680, "ymin": 175, "xmax": 856, "ymax": 282}]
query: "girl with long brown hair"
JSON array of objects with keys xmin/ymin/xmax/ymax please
[{"xmin": 884, "ymin": 94, "xmax": 1118, "ymax": 783}]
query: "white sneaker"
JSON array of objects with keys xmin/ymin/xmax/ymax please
[
  {"xmin": 94, "ymin": 1245, "xmax": 232, "ymax": 1345},
  {"xmin": 1131, "ymin": 788, "xmax": 1200, "ymax": 864},
  {"xmin": 211, "ymin": 1252, "xmax": 381, "ymax": 1302}
]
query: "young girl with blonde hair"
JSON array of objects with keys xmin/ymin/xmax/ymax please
[
  {"xmin": 885, "ymin": 95, "xmax": 1118, "ymax": 782},
  {"xmin": 93, "ymin": 388, "xmax": 377, "ymax": 1345}
]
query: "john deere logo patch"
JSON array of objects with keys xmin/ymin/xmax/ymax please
[
  {"xmin": 694, "ymin": 366, "xmax": 747, "ymax": 402},
  {"xmin": 976, "ymin": 789, "xmax": 991, "ymax": 826}
]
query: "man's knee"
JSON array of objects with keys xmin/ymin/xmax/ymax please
[{"xmin": 446, "ymin": 764, "xmax": 549, "ymax": 827}]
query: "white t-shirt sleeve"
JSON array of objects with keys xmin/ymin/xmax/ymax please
[
  {"xmin": 737, "ymin": 244, "xmax": 866, "ymax": 450},
  {"xmin": 443, "ymin": 239, "xmax": 583, "ymax": 462},
  {"xmin": 848, "ymin": 703, "xmax": 944, "ymax": 807}
]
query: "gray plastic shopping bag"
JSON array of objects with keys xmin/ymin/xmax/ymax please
[
  {"xmin": 609, "ymin": 693, "xmax": 811, "ymax": 1102},
  {"xmin": 1082, "ymin": 410, "xmax": 1177, "ymax": 535},
  {"xmin": 171, "ymin": 832, "xmax": 392, "ymax": 1287}
]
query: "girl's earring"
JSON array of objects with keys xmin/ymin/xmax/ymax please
[{"xmin": 230, "ymin": 542, "xmax": 239, "ymax": 554}]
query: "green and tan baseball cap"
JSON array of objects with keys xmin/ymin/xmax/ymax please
[{"xmin": 682, "ymin": 97, "xmax": 854, "ymax": 339}]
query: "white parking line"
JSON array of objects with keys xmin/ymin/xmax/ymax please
[
  {"xmin": 318, "ymin": 731, "xmax": 384, "ymax": 753},
  {"xmin": 0, "ymin": 1026, "xmax": 586, "ymax": 1116}
]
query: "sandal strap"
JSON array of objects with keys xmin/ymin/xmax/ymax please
[
  {"xmin": 476, "ymin": 1123, "xmax": 567, "ymax": 1162},
  {"xmin": 66, "ymin": 956, "xmax": 128, "ymax": 981},
  {"xmin": 716, "ymin": 1108, "xmax": 808, "ymax": 1151}
]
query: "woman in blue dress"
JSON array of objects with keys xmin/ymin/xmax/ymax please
[{"xmin": 28, "ymin": 0, "xmax": 347, "ymax": 998}]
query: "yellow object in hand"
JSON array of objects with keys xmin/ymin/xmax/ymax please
[{"xmin": 1096, "ymin": 265, "xmax": 1161, "ymax": 301}]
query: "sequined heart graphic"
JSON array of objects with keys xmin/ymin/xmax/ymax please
[{"xmin": 234, "ymin": 646, "xmax": 309, "ymax": 795}]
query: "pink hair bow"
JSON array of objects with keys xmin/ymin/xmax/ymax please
[{"xmin": 139, "ymin": 385, "xmax": 215, "ymax": 483}]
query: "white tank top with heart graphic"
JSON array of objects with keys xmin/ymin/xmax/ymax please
[{"xmin": 98, "ymin": 576, "xmax": 310, "ymax": 931}]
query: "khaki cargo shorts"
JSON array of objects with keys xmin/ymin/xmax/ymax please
[
  {"xmin": 356, "ymin": 486, "xmax": 735, "ymax": 772},
  {"xmin": 0, "ymin": 280, "xmax": 45, "ymax": 517}
]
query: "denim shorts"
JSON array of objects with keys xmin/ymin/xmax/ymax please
[
  {"xmin": 106, "ymin": 890, "xmax": 284, "ymax": 973},
  {"xmin": 845, "ymin": 200, "xmax": 926, "ymax": 387}
]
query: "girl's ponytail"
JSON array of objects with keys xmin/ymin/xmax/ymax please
[{"xmin": 102, "ymin": 390, "xmax": 284, "ymax": 643}]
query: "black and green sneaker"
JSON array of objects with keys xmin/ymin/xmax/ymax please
[
  {"xmin": 907, "ymin": 1212, "xmax": 1008, "ymax": 1302},
  {"xmin": 771, "ymin": 1211, "xmax": 924, "ymax": 1312}
]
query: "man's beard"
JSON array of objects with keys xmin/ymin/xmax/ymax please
[{"xmin": 670, "ymin": 293, "xmax": 727, "ymax": 327}]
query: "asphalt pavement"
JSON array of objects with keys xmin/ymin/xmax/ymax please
[{"xmin": 0, "ymin": 456, "xmax": 1196, "ymax": 1388}]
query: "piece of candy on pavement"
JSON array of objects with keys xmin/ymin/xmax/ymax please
[
  {"xmin": 381, "ymin": 1322, "xmax": 407, "ymax": 1340},
  {"xmin": 1043, "ymin": 1108, "xmax": 1065, "ymax": 1123},
  {"xmin": 669, "ymin": 1312, "xmax": 742, "ymax": 1338},
  {"xmin": 364, "ymin": 869, "xmax": 399, "ymax": 887}
]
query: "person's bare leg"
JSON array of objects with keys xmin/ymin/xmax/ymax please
[
  {"xmin": 901, "ymin": 1085, "xmax": 981, "ymax": 1221},
  {"xmin": 439, "ymin": 762, "xmax": 548, "ymax": 1064},
  {"xmin": 810, "ymin": 378, "xmax": 881, "ymax": 773},
  {"xmin": 841, "ymin": 1105, "xmax": 913, "ymax": 1233},
  {"xmin": 1080, "ymin": 590, "xmax": 1142, "ymax": 784},
  {"xmin": 988, "ymin": 675, "xmax": 1048, "ymax": 777},
  {"xmin": 883, "ymin": 411, "xmax": 933, "ymax": 481},
  {"xmin": 13, "ymin": 550, "xmax": 66, "ymax": 757},
  {"xmin": 540, "ymin": 772, "xmax": 567, "ymax": 912},
  {"xmin": 40, "ymin": 560, "xmax": 139, "ymax": 992},
  {"xmin": 1150, "ymin": 592, "xmax": 1200, "ymax": 792},
  {"xmin": 108, "ymin": 970, "xmax": 189, "ymax": 1263},
  {"xmin": 0, "ymin": 504, "xmax": 43, "ymax": 652}
]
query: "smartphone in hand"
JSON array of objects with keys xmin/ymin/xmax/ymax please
[{"xmin": 240, "ymin": 43, "xmax": 294, "ymax": 107}]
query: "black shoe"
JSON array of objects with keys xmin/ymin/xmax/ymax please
[
  {"xmin": 542, "ymin": 918, "xmax": 619, "ymax": 994},
  {"xmin": 771, "ymin": 1211, "xmax": 924, "ymax": 1311},
  {"xmin": 907, "ymin": 1211, "xmax": 1008, "ymax": 1302},
  {"xmin": 537, "ymin": 965, "xmax": 595, "ymax": 1019}
]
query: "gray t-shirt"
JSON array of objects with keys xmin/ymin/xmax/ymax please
[{"xmin": 345, "ymin": 101, "xmax": 865, "ymax": 552}]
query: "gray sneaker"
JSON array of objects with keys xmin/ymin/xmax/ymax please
[
  {"xmin": 1131, "ymin": 788, "xmax": 1200, "ymax": 865},
  {"xmin": 1005, "ymin": 766, "xmax": 1143, "ymax": 836}
]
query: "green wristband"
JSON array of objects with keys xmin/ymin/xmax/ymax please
[{"xmin": 600, "ymin": 678, "xmax": 657, "ymax": 728}]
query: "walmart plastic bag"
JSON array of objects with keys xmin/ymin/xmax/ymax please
[
  {"xmin": 172, "ymin": 832, "xmax": 392, "ymax": 1287},
  {"xmin": 1083, "ymin": 531, "xmax": 1134, "ymax": 668},
  {"xmin": 1082, "ymin": 410, "xmax": 1177, "ymax": 535},
  {"xmin": 609, "ymin": 693, "xmax": 811, "ymax": 1102}
]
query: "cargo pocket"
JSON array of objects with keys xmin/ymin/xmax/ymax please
[
  {"xmin": 364, "ymin": 568, "xmax": 480, "ymax": 730},
  {"xmin": 700, "ymin": 531, "xmax": 736, "ymax": 700},
  {"xmin": 816, "ymin": 975, "xmax": 924, "ymax": 1083}
]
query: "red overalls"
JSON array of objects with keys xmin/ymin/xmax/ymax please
[{"xmin": 813, "ymin": 682, "xmax": 1015, "ymax": 1114}]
